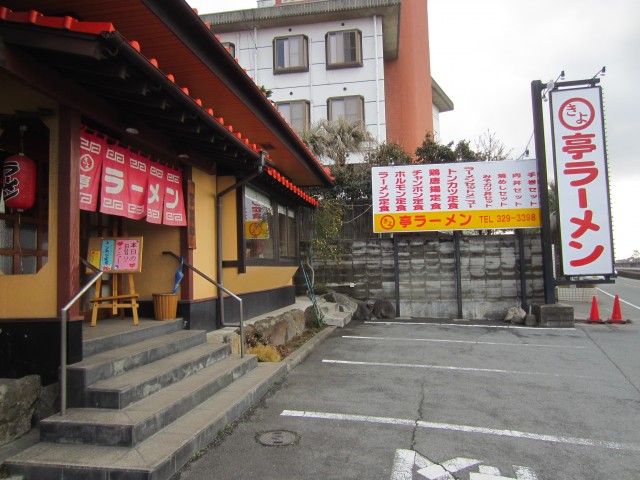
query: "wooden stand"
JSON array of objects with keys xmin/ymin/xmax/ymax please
[{"xmin": 90, "ymin": 272, "xmax": 139, "ymax": 327}]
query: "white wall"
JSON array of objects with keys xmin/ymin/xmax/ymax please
[
  {"xmin": 218, "ymin": 15, "xmax": 387, "ymax": 144},
  {"xmin": 432, "ymin": 104, "xmax": 441, "ymax": 141}
]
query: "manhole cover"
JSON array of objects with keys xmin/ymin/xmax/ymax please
[{"xmin": 256, "ymin": 430, "xmax": 299, "ymax": 447}]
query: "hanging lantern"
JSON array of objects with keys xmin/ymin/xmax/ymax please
[
  {"xmin": 2, "ymin": 125, "xmax": 37, "ymax": 212},
  {"xmin": 2, "ymin": 153, "xmax": 37, "ymax": 211}
]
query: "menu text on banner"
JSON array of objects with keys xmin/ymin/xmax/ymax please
[{"xmin": 371, "ymin": 160, "xmax": 541, "ymax": 233}]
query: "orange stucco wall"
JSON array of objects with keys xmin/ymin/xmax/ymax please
[
  {"xmin": 384, "ymin": 0, "xmax": 434, "ymax": 156},
  {"xmin": 0, "ymin": 75, "xmax": 59, "ymax": 318},
  {"xmin": 190, "ymin": 168, "xmax": 218, "ymax": 300}
]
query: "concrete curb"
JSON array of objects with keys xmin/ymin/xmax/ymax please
[{"xmin": 284, "ymin": 325, "xmax": 337, "ymax": 372}]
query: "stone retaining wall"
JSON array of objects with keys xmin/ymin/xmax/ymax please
[{"xmin": 298, "ymin": 234, "xmax": 545, "ymax": 320}]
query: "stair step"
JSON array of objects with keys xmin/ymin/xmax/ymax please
[
  {"xmin": 41, "ymin": 354, "xmax": 258, "ymax": 447},
  {"xmin": 6, "ymin": 362, "xmax": 287, "ymax": 480},
  {"xmin": 83, "ymin": 318, "xmax": 185, "ymax": 357},
  {"xmin": 67, "ymin": 330, "xmax": 206, "ymax": 407},
  {"xmin": 84, "ymin": 341, "xmax": 231, "ymax": 409}
]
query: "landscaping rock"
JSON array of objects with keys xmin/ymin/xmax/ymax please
[
  {"xmin": 504, "ymin": 305, "xmax": 526, "ymax": 324},
  {"xmin": 0, "ymin": 375, "xmax": 41, "ymax": 446},
  {"xmin": 250, "ymin": 310, "xmax": 309, "ymax": 347},
  {"xmin": 289, "ymin": 309, "xmax": 306, "ymax": 337},
  {"xmin": 352, "ymin": 300, "xmax": 373, "ymax": 321},
  {"xmin": 372, "ymin": 299, "xmax": 396, "ymax": 319},
  {"xmin": 268, "ymin": 318, "xmax": 289, "ymax": 345},
  {"xmin": 317, "ymin": 293, "xmax": 355, "ymax": 327},
  {"xmin": 33, "ymin": 382, "xmax": 59, "ymax": 424},
  {"xmin": 323, "ymin": 292, "xmax": 359, "ymax": 314},
  {"xmin": 304, "ymin": 305, "xmax": 323, "ymax": 328},
  {"xmin": 226, "ymin": 331, "xmax": 242, "ymax": 355}
]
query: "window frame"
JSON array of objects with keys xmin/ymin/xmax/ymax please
[
  {"xmin": 273, "ymin": 35, "xmax": 309, "ymax": 74},
  {"xmin": 241, "ymin": 185, "xmax": 299, "ymax": 268},
  {"xmin": 327, "ymin": 95, "xmax": 365, "ymax": 125},
  {"xmin": 325, "ymin": 29, "xmax": 363, "ymax": 69},
  {"xmin": 276, "ymin": 100, "xmax": 311, "ymax": 133},
  {"xmin": 221, "ymin": 41, "xmax": 236, "ymax": 58}
]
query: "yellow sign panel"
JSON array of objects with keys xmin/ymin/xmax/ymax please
[
  {"xmin": 374, "ymin": 208, "xmax": 541, "ymax": 233},
  {"xmin": 245, "ymin": 221, "xmax": 269, "ymax": 239}
]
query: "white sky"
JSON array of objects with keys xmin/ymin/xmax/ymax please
[{"xmin": 187, "ymin": 0, "xmax": 640, "ymax": 259}]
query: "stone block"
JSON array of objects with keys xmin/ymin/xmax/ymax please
[
  {"xmin": 0, "ymin": 375, "xmax": 41, "ymax": 446},
  {"xmin": 372, "ymin": 299, "xmax": 396, "ymax": 319},
  {"xmin": 531, "ymin": 303, "xmax": 574, "ymax": 327}
]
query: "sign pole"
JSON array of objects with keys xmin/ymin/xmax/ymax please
[{"xmin": 530, "ymin": 80, "xmax": 556, "ymax": 304}]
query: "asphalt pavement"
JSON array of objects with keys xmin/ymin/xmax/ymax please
[{"xmin": 172, "ymin": 307, "xmax": 640, "ymax": 480}]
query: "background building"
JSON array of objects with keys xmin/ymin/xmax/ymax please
[{"xmin": 202, "ymin": 0, "xmax": 453, "ymax": 159}]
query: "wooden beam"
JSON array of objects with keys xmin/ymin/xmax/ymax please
[{"xmin": 57, "ymin": 106, "xmax": 82, "ymax": 315}]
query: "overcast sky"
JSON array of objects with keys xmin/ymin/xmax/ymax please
[{"xmin": 187, "ymin": 0, "xmax": 639, "ymax": 259}]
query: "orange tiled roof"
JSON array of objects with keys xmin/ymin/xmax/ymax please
[{"xmin": 0, "ymin": 5, "xmax": 320, "ymax": 207}]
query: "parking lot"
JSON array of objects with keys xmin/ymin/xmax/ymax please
[{"xmin": 176, "ymin": 318, "xmax": 640, "ymax": 480}]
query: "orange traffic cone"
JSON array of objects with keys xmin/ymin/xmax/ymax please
[
  {"xmin": 607, "ymin": 295, "xmax": 627, "ymax": 324},
  {"xmin": 588, "ymin": 296, "xmax": 603, "ymax": 323}
]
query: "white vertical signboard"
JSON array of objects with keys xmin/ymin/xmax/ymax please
[{"xmin": 549, "ymin": 86, "xmax": 614, "ymax": 276}]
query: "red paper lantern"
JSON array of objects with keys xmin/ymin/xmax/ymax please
[{"xmin": 2, "ymin": 154, "xmax": 37, "ymax": 211}]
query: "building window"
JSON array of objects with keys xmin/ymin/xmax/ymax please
[
  {"xmin": 273, "ymin": 35, "xmax": 308, "ymax": 73},
  {"xmin": 277, "ymin": 100, "xmax": 310, "ymax": 133},
  {"xmin": 245, "ymin": 188, "xmax": 275, "ymax": 260},
  {"xmin": 326, "ymin": 30, "xmax": 362, "ymax": 69},
  {"xmin": 278, "ymin": 205, "xmax": 297, "ymax": 258},
  {"xmin": 244, "ymin": 186, "xmax": 298, "ymax": 263},
  {"xmin": 327, "ymin": 95, "xmax": 365, "ymax": 124},
  {"xmin": 221, "ymin": 42, "xmax": 236, "ymax": 58}
]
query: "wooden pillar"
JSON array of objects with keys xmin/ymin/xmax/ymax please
[
  {"xmin": 180, "ymin": 165, "xmax": 194, "ymax": 301},
  {"xmin": 57, "ymin": 107, "xmax": 81, "ymax": 315}
]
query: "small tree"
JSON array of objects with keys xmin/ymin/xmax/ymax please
[
  {"xmin": 366, "ymin": 142, "xmax": 413, "ymax": 167},
  {"xmin": 310, "ymin": 198, "xmax": 346, "ymax": 265},
  {"xmin": 415, "ymin": 133, "xmax": 457, "ymax": 164},
  {"xmin": 307, "ymin": 142, "xmax": 412, "ymax": 200},
  {"xmin": 474, "ymin": 129, "xmax": 512, "ymax": 161},
  {"xmin": 302, "ymin": 118, "xmax": 373, "ymax": 167},
  {"xmin": 415, "ymin": 133, "xmax": 482, "ymax": 164}
]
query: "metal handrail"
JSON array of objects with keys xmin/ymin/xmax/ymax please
[
  {"xmin": 60, "ymin": 259, "xmax": 104, "ymax": 416},
  {"xmin": 162, "ymin": 251, "xmax": 244, "ymax": 358}
]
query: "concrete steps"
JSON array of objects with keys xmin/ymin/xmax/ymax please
[
  {"xmin": 82, "ymin": 318, "xmax": 185, "ymax": 357},
  {"xmin": 84, "ymin": 341, "xmax": 231, "ymax": 409},
  {"xmin": 5, "ymin": 320, "xmax": 287, "ymax": 480},
  {"xmin": 67, "ymin": 330, "xmax": 208, "ymax": 407},
  {"xmin": 41, "ymin": 354, "xmax": 258, "ymax": 447}
]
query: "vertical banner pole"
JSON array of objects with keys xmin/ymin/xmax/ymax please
[
  {"xmin": 531, "ymin": 80, "xmax": 556, "ymax": 304},
  {"xmin": 454, "ymin": 231, "xmax": 463, "ymax": 319},
  {"xmin": 517, "ymin": 229, "xmax": 528, "ymax": 309},
  {"xmin": 392, "ymin": 233, "xmax": 401, "ymax": 316}
]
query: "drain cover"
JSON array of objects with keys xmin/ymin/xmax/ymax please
[{"xmin": 256, "ymin": 430, "xmax": 299, "ymax": 447}]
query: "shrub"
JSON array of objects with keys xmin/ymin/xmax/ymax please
[
  {"xmin": 245, "ymin": 326, "xmax": 268, "ymax": 348},
  {"xmin": 247, "ymin": 344, "xmax": 281, "ymax": 362}
]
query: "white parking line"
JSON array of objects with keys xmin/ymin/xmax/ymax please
[
  {"xmin": 342, "ymin": 335, "xmax": 586, "ymax": 349},
  {"xmin": 597, "ymin": 288, "xmax": 640, "ymax": 312},
  {"xmin": 366, "ymin": 321, "xmax": 575, "ymax": 330},
  {"xmin": 322, "ymin": 359, "xmax": 590, "ymax": 379},
  {"xmin": 281, "ymin": 409, "xmax": 640, "ymax": 452}
]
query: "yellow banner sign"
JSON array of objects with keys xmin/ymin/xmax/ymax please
[
  {"xmin": 374, "ymin": 208, "xmax": 540, "ymax": 233},
  {"xmin": 245, "ymin": 221, "xmax": 269, "ymax": 239}
]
